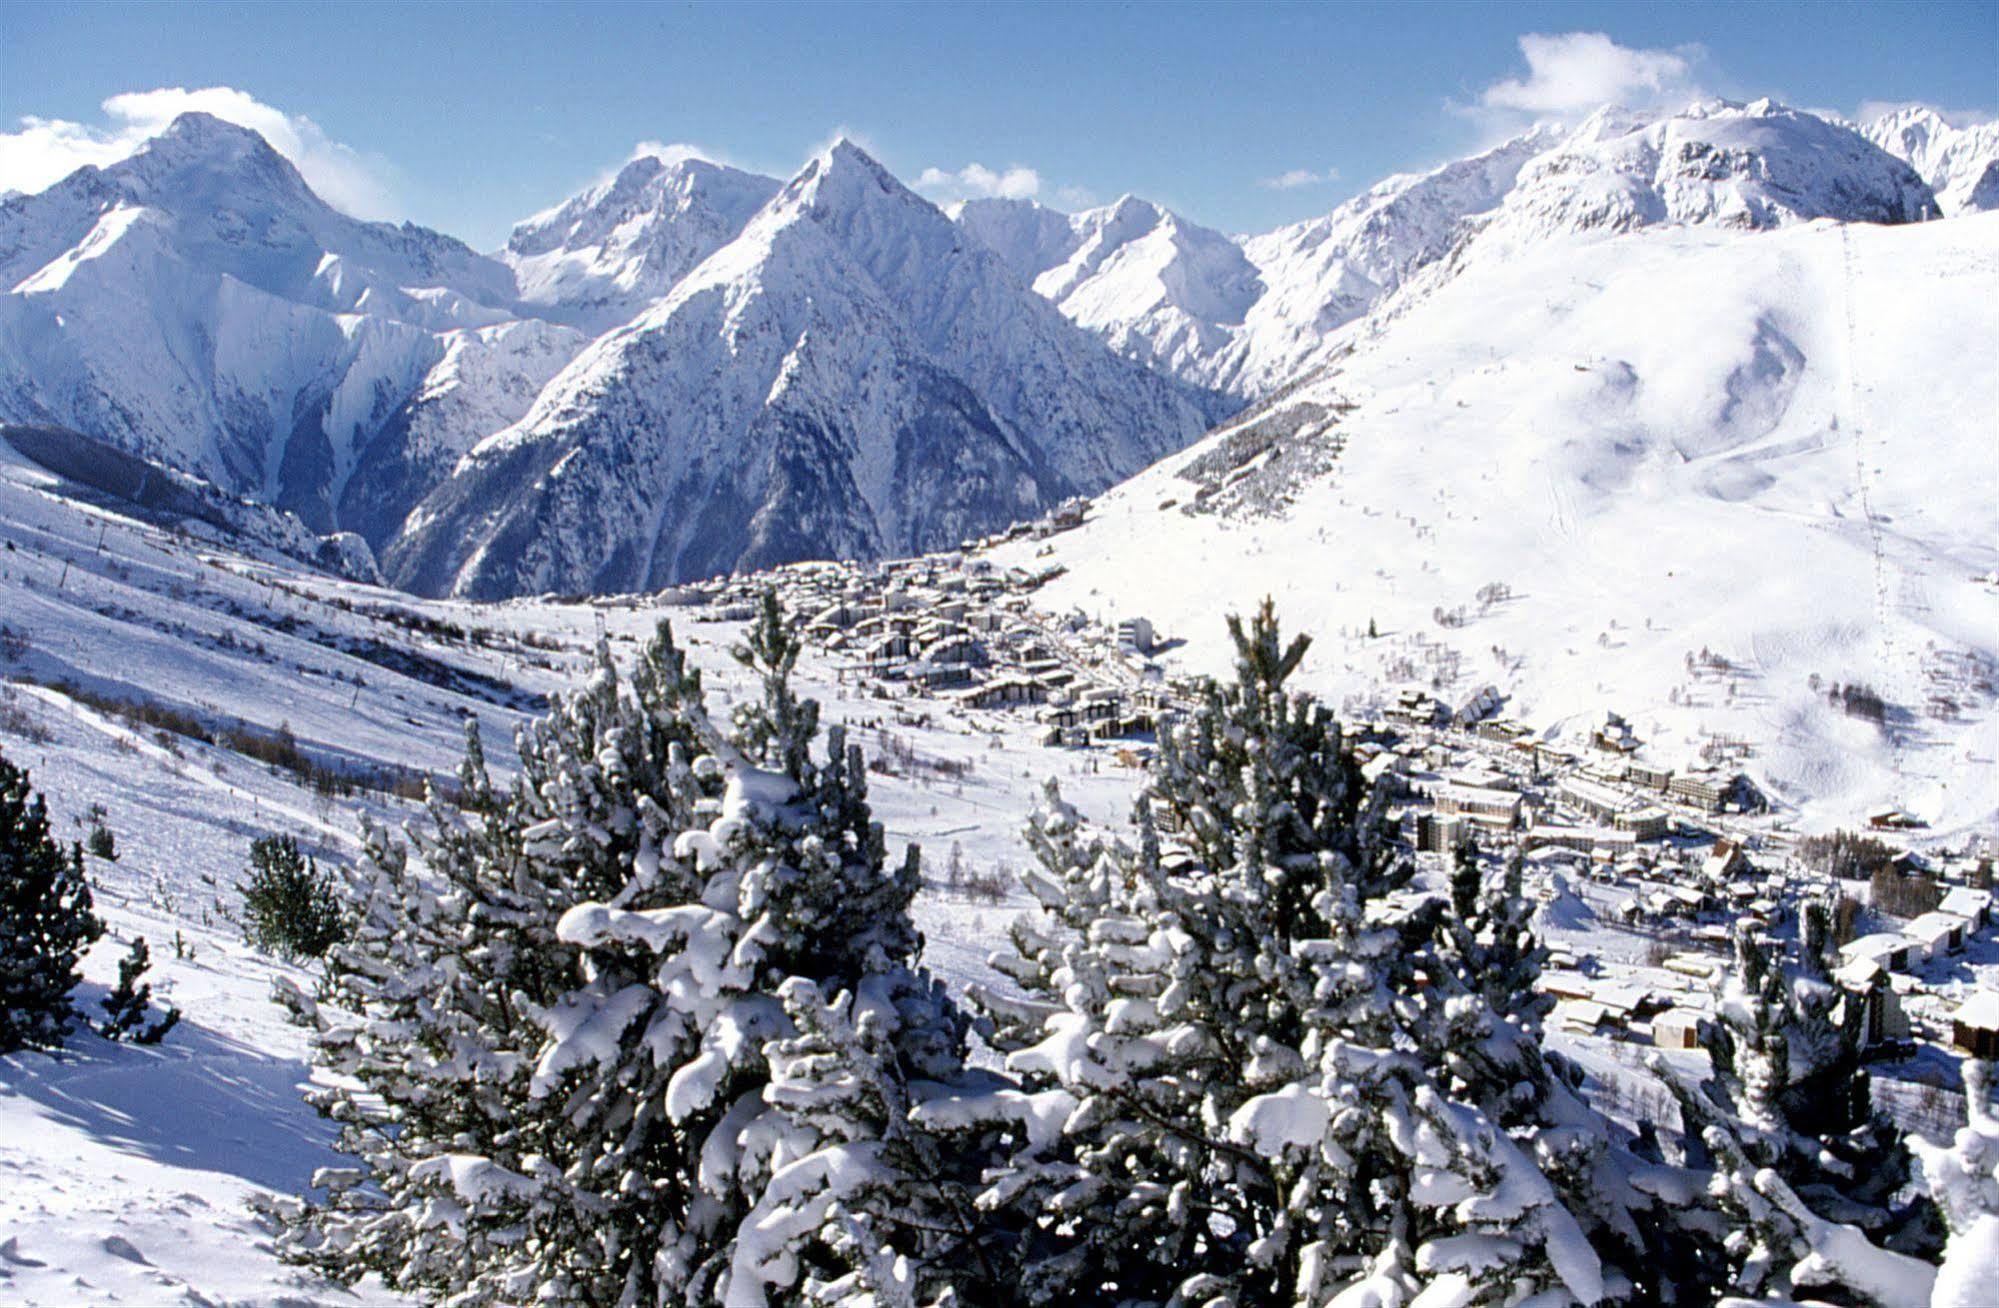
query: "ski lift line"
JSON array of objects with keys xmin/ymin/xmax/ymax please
[{"xmin": 1836, "ymin": 224, "xmax": 1907, "ymax": 796}]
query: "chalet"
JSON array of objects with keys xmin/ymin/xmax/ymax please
[
  {"xmin": 1476, "ymin": 719, "xmax": 1534, "ymax": 746},
  {"xmin": 1869, "ymin": 808, "xmax": 1928, "ymax": 831},
  {"xmin": 1662, "ymin": 954, "xmax": 1723, "ymax": 982},
  {"xmin": 1833, "ymin": 956, "xmax": 1911, "ymax": 1048},
  {"xmin": 1704, "ymin": 839, "xmax": 1750, "ymax": 881},
  {"xmin": 1592, "ymin": 711, "xmax": 1641, "ymax": 754},
  {"xmin": 1385, "ymin": 689, "xmax": 1444, "ymax": 727},
  {"xmin": 1951, "ymin": 991, "xmax": 1999, "ymax": 1058},
  {"xmin": 1651, "ymin": 1009, "xmax": 1703, "ymax": 1050},
  {"xmin": 1906, "ymin": 911, "xmax": 1967, "ymax": 959},
  {"xmin": 1840, "ymin": 932, "xmax": 1918, "ymax": 974},
  {"xmin": 1557, "ymin": 1000, "xmax": 1620, "ymax": 1037},
  {"xmin": 1939, "ymin": 886, "xmax": 1992, "ymax": 928}
]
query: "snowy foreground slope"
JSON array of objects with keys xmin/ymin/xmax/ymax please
[
  {"xmin": 0, "ymin": 442, "xmax": 1140, "ymax": 1303},
  {"xmin": 991, "ymin": 212, "xmax": 1999, "ymax": 835}
]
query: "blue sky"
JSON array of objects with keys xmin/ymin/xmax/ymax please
[{"xmin": 3, "ymin": 0, "xmax": 1994, "ymax": 248}]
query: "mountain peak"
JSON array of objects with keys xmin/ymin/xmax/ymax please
[
  {"xmin": 114, "ymin": 110, "xmax": 314, "ymax": 205},
  {"xmin": 806, "ymin": 137, "xmax": 901, "ymax": 193},
  {"xmin": 140, "ymin": 112, "xmax": 292, "ymax": 171}
]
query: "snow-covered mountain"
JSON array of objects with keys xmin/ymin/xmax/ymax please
[
  {"xmin": 955, "ymin": 195, "xmax": 1263, "ymax": 384},
  {"xmin": 0, "ymin": 113, "xmax": 582, "ymax": 542},
  {"xmin": 1862, "ymin": 105, "xmax": 1999, "ymax": 215},
  {"xmin": 501, "ymin": 153, "xmax": 780, "ymax": 331},
  {"xmin": 989, "ymin": 210, "xmax": 1999, "ymax": 832},
  {"xmin": 385, "ymin": 141, "xmax": 1220, "ymax": 598},
  {"xmin": 957, "ymin": 100, "xmax": 1939, "ymax": 398},
  {"xmin": 0, "ymin": 99, "xmax": 1956, "ymax": 600}
]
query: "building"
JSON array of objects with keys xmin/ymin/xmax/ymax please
[
  {"xmin": 1614, "ymin": 807, "xmax": 1670, "ymax": 840},
  {"xmin": 1907, "ymin": 911, "xmax": 1967, "ymax": 959},
  {"xmin": 1833, "ymin": 956, "xmax": 1911, "ymax": 1048},
  {"xmin": 1385, "ymin": 689, "xmax": 1444, "ymax": 727},
  {"xmin": 1557, "ymin": 777, "xmax": 1628, "ymax": 824},
  {"xmin": 1840, "ymin": 932, "xmax": 1919, "ymax": 974},
  {"xmin": 1624, "ymin": 761, "xmax": 1674, "ymax": 791},
  {"xmin": 1433, "ymin": 782, "xmax": 1523, "ymax": 828},
  {"xmin": 1115, "ymin": 616, "xmax": 1155, "ymax": 654},
  {"xmin": 1939, "ymin": 886, "xmax": 1992, "ymax": 928},
  {"xmin": 1951, "ymin": 991, "xmax": 1999, "ymax": 1058},
  {"xmin": 1667, "ymin": 771, "xmax": 1736, "ymax": 813},
  {"xmin": 1455, "ymin": 684, "xmax": 1502, "ymax": 725},
  {"xmin": 1703, "ymin": 839, "xmax": 1750, "ymax": 881},
  {"xmin": 1416, "ymin": 812, "xmax": 1465, "ymax": 854},
  {"xmin": 1652, "ymin": 1009, "xmax": 1703, "ymax": 1050}
]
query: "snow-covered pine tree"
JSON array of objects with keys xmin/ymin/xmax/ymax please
[
  {"xmin": 1912, "ymin": 1060, "xmax": 1999, "ymax": 1308},
  {"xmin": 276, "ymin": 620, "xmax": 716, "ymax": 1303},
  {"xmin": 239, "ymin": 834, "xmax": 346, "ymax": 960},
  {"xmin": 0, "ymin": 749, "xmax": 103, "ymax": 1053},
  {"xmin": 97, "ymin": 936, "xmax": 179, "ymax": 1043},
  {"xmin": 974, "ymin": 602, "xmax": 1617, "ymax": 1306},
  {"xmin": 1416, "ymin": 834, "xmax": 1723, "ymax": 1303},
  {"xmin": 1668, "ymin": 908, "xmax": 1941, "ymax": 1303},
  {"xmin": 532, "ymin": 591, "xmax": 999, "ymax": 1305}
]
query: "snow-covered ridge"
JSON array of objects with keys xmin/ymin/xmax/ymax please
[
  {"xmin": 1862, "ymin": 105, "xmax": 1999, "ymax": 215},
  {"xmin": 0, "ymin": 113, "xmax": 582, "ymax": 547},
  {"xmin": 502, "ymin": 153, "xmax": 780, "ymax": 332},
  {"xmin": 956, "ymin": 194, "xmax": 1264, "ymax": 385},
  {"xmin": 955, "ymin": 99, "xmax": 1942, "ymax": 398},
  {"xmin": 0, "ymin": 97, "xmax": 1960, "ymax": 599}
]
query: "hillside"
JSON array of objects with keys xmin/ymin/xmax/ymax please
[{"xmin": 990, "ymin": 212, "xmax": 1999, "ymax": 835}]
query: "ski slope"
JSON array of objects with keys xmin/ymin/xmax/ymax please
[{"xmin": 993, "ymin": 213, "xmax": 1999, "ymax": 835}]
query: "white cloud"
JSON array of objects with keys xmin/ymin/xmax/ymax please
[
  {"xmin": 913, "ymin": 161, "xmax": 1042, "ymax": 202},
  {"xmin": 0, "ymin": 86, "xmax": 398, "ymax": 218},
  {"xmin": 628, "ymin": 140, "xmax": 725, "ymax": 168},
  {"xmin": 1261, "ymin": 166, "xmax": 1340, "ymax": 190},
  {"xmin": 1470, "ymin": 32, "xmax": 1706, "ymax": 126}
]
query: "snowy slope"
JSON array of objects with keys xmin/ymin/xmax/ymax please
[
  {"xmin": 387, "ymin": 141, "xmax": 1220, "ymax": 598},
  {"xmin": 502, "ymin": 154, "xmax": 781, "ymax": 332},
  {"xmin": 0, "ymin": 449, "xmax": 1138, "ymax": 1302},
  {"xmin": 989, "ymin": 213, "xmax": 1999, "ymax": 835},
  {"xmin": 1214, "ymin": 127, "xmax": 1559, "ymax": 396},
  {"xmin": 1863, "ymin": 105, "xmax": 1999, "ymax": 215}
]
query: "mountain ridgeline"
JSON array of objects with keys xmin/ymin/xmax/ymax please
[{"xmin": 0, "ymin": 98, "xmax": 1982, "ymax": 598}]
